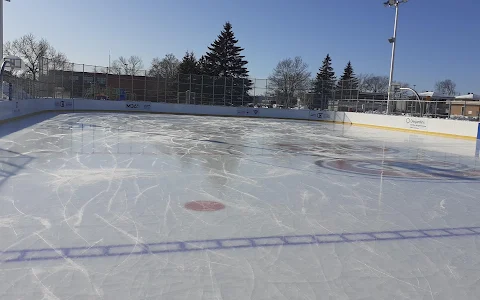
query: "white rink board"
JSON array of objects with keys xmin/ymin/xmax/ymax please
[
  {"xmin": 344, "ymin": 112, "xmax": 479, "ymax": 138},
  {"xmin": 0, "ymin": 98, "xmax": 478, "ymax": 139}
]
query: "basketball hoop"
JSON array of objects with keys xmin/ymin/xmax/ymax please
[
  {"xmin": 391, "ymin": 83, "xmax": 401, "ymax": 93},
  {"xmin": 0, "ymin": 55, "xmax": 25, "ymax": 100},
  {"xmin": 2, "ymin": 55, "xmax": 25, "ymax": 72}
]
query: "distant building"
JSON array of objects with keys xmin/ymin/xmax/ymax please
[
  {"xmin": 417, "ymin": 91, "xmax": 455, "ymax": 100},
  {"xmin": 455, "ymin": 93, "xmax": 480, "ymax": 101},
  {"xmin": 451, "ymin": 93, "xmax": 480, "ymax": 117},
  {"xmin": 415, "ymin": 91, "xmax": 480, "ymax": 118}
]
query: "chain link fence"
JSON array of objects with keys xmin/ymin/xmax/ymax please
[
  {"xmin": 1, "ymin": 58, "xmax": 360, "ymax": 107},
  {"xmin": 1, "ymin": 58, "xmax": 478, "ymax": 121}
]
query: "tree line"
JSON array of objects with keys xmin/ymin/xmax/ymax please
[{"xmin": 4, "ymin": 22, "xmax": 459, "ymax": 105}]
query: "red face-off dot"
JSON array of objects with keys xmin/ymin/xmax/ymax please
[{"xmin": 184, "ymin": 201, "xmax": 225, "ymax": 211}]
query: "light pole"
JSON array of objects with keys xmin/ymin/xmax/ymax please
[
  {"xmin": 1, "ymin": 0, "xmax": 10, "ymax": 60},
  {"xmin": 385, "ymin": 0, "xmax": 408, "ymax": 114}
]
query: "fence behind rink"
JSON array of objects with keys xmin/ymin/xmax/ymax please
[{"xmin": 1, "ymin": 57, "xmax": 479, "ymax": 121}]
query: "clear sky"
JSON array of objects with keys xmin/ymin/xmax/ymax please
[{"xmin": 4, "ymin": 0, "xmax": 479, "ymax": 94}]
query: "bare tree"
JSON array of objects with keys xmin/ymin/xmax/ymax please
[
  {"xmin": 111, "ymin": 55, "xmax": 144, "ymax": 75},
  {"xmin": 44, "ymin": 46, "xmax": 69, "ymax": 71},
  {"xmin": 110, "ymin": 60, "xmax": 122, "ymax": 75},
  {"xmin": 148, "ymin": 53, "xmax": 180, "ymax": 78},
  {"xmin": 268, "ymin": 56, "xmax": 311, "ymax": 107},
  {"xmin": 358, "ymin": 74, "xmax": 389, "ymax": 93},
  {"xmin": 3, "ymin": 33, "xmax": 69, "ymax": 80},
  {"xmin": 435, "ymin": 79, "xmax": 456, "ymax": 96}
]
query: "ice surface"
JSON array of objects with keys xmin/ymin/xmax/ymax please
[{"xmin": 0, "ymin": 112, "xmax": 479, "ymax": 299}]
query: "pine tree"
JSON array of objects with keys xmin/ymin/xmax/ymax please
[
  {"xmin": 313, "ymin": 54, "xmax": 336, "ymax": 109},
  {"xmin": 177, "ymin": 52, "xmax": 201, "ymax": 99},
  {"xmin": 336, "ymin": 61, "xmax": 358, "ymax": 89},
  {"xmin": 178, "ymin": 51, "xmax": 199, "ymax": 75},
  {"xmin": 197, "ymin": 55, "xmax": 212, "ymax": 76},
  {"xmin": 336, "ymin": 61, "xmax": 358, "ymax": 99},
  {"xmin": 204, "ymin": 22, "xmax": 252, "ymax": 105}
]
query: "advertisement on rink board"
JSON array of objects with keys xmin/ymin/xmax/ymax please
[
  {"xmin": 54, "ymin": 100, "xmax": 73, "ymax": 109},
  {"xmin": 309, "ymin": 111, "xmax": 330, "ymax": 120},
  {"xmin": 236, "ymin": 107, "xmax": 246, "ymax": 115},
  {"xmin": 125, "ymin": 102, "xmax": 151, "ymax": 111},
  {"xmin": 405, "ymin": 117, "xmax": 428, "ymax": 130},
  {"xmin": 236, "ymin": 107, "xmax": 259, "ymax": 116}
]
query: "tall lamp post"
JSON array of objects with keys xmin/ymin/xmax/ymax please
[
  {"xmin": 1, "ymin": 0, "xmax": 11, "ymax": 60},
  {"xmin": 385, "ymin": 0, "xmax": 408, "ymax": 114}
]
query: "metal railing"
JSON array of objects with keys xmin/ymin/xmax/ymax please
[{"xmin": 333, "ymin": 98, "xmax": 480, "ymax": 121}]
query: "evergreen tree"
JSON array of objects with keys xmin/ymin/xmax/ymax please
[
  {"xmin": 336, "ymin": 61, "xmax": 358, "ymax": 99},
  {"xmin": 197, "ymin": 55, "xmax": 212, "ymax": 76},
  {"xmin": 178, "ymin": 51, "xmax": 200, "ymax": 75},
  {"xmin": 336, "ymin": 61, "xmax": 358, "ymax": 90},
  {"xmin": 204, "ymin": 22, "xmax": 252, "ymax": 105},
  {"xmin": 313, "ymin": 54, "xmax": 336, "ymax": 109}
]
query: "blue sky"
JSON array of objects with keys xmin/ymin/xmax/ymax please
[{"xmin": 4, "ymin": 0, "xmax": 479, "ymax": 93}]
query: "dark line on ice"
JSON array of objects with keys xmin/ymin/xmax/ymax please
[{"xmin": 2, "ymin": 226, "xmax": 480, "ymax": 264}]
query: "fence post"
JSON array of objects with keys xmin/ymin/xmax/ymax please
[
  {"xmin": 265, "ymin": 79, "xmax": 268, "ymax": 106},
  {"xmin": 16, "ymin": 76, "xmax": 19, "ymax": 100},
  {"xmin": 131, "ymin": 72, "xmax": 134, "ymax": 101},
  {"xmin": 156, "ymin": 74, "xmax": 160, "ymax": 102},
  {"xmin": 144, "ymin": 70, "xmax": 147, "ymax": 101},
  {"xmin": 177, "ymin": 73, "xmax": 180, "ymax": 103},
  {"xmin": 200, "ymin": 75, "xmax": 204, "ymax": 105},
  {"xmin": 241, "ymin": 78, "xmax": 245, "ymax": 106},
  {"xmin": 61, "ymin": 63, "xmax": 64, "ymax": 99},
  {"xmin": 340, "ymin": 80, "xmax": 344, "ymax": 102},
  {"xmin": 223, "ymin": 76, "xmax": 227, "ymax": 106},
  {"xmin": 118, "ymin": 70, "xmax": 121, "ymax": 100},
  {"xmin": 448, "ymin": 100, "xmax": 451, "ymax": 118},
  {"xmin": 81, "ymin": 64, "xmax": 85, "ymax": 99},
  {"xmin": 93, "ymin": 66, "xmax": 97, "ymax": 100},
  {"xmin": 356, "ymin": 84, "xmax": 359, "ymax": 101},
  {"xmin": 52, "ymin": 61, "xmax": 56, "ymax": 98},
  {"xmin": 164, "ymin": 75, "xmax": 167, "ymax": 102},
  {"xmin": 212, "ymin": 76, "xmax": 215, "ymax": 105},
  {"xmin": 253, "ymin": 78, "xmax": 256, "ymax": 105},
  {"xmin": 189, "ymin": 74, "xmax": 192, "ymax": 104},
  {"xmin": 231, "ymin": 77, "xmax": 234, "ymax": 105},
  {"xmin": 48, "ymin": 58, "xmax": 51, "ymax": 98},
  {"xmin": 106, "ymin": 66, "xmax": 109, "ymax": 98},
  {"xmin": 349, "ymin": 79, "xmax": 353, "ymax": 100},
  {"xmin": 71, "ymin": 63, "xmax": 74, "ymax": 99}
]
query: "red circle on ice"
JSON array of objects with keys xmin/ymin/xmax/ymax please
[{"xmin": 184, "ymin": 201, "xmax": 225, "ymax": 211}]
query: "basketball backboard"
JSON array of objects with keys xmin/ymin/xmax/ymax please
[
  {"xmin": 391, "ymin": 83, "xmax": 401, "ymax": 92},
  {"xmin": 2, "ymin": 55, "xmax": 25, "ymax": 72}
]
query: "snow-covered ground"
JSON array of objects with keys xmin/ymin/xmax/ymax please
[{"xmin": 0, "ymin": 112, "xmax": 479, "ymax": 299}]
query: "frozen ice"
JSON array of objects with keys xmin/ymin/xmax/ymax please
[{"xmin": 0, "ymin": 112, "xmax": 479, "ymax": 299}]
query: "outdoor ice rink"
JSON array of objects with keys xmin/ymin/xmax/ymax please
[{"xmin": 1, "ymin": 112, "xmax": 480, "ymax": 299}]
